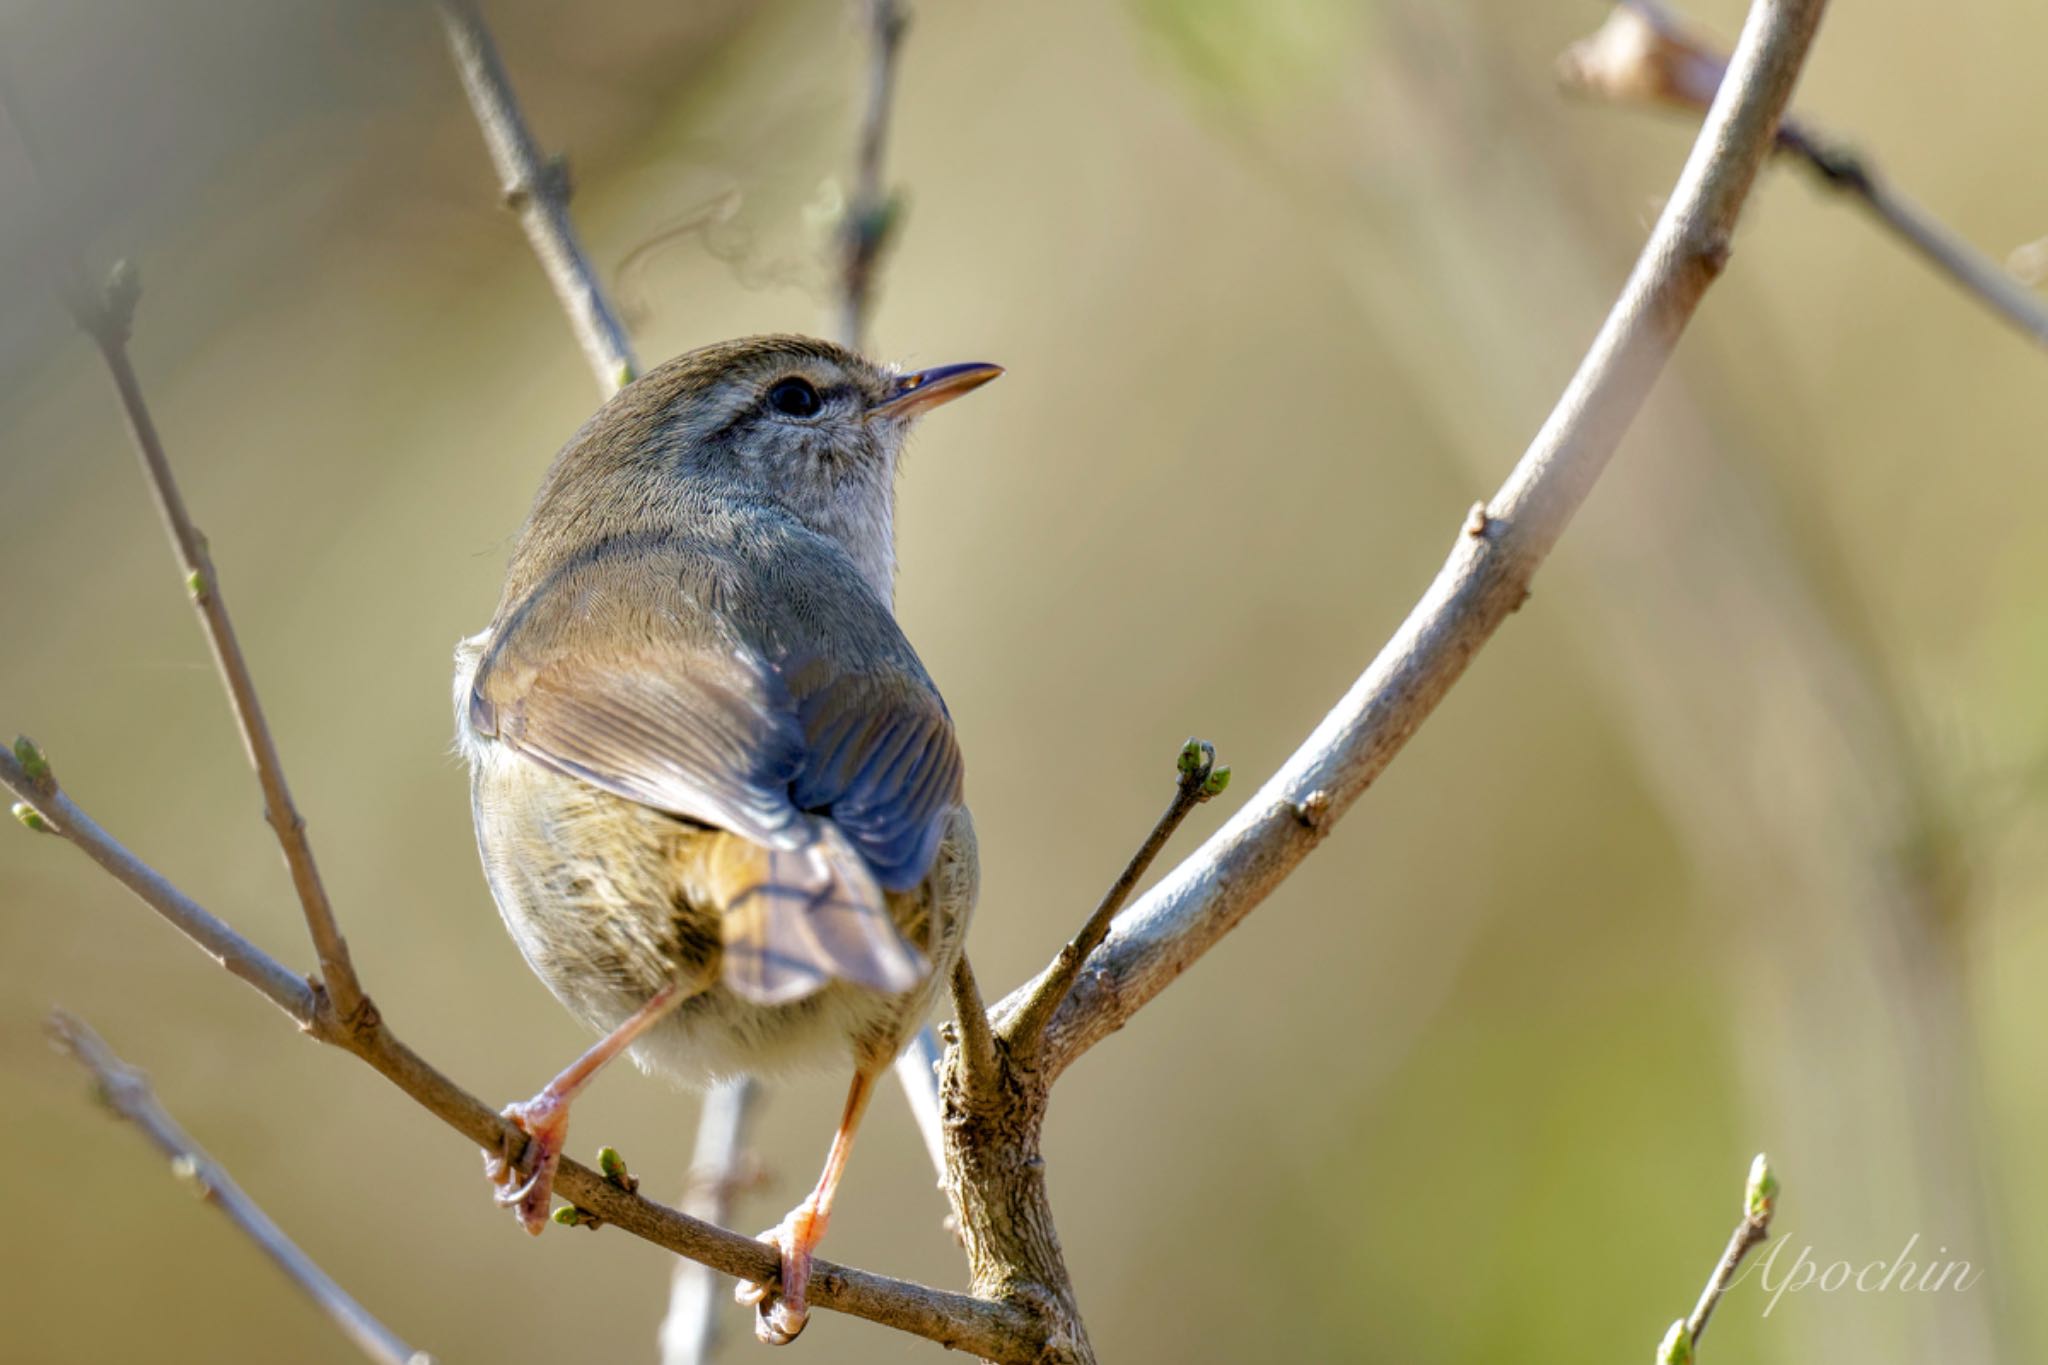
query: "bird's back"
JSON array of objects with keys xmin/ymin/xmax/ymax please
[{"xmin": 455, "ymin": 497, "xmax": 976, "ymax": 1082}]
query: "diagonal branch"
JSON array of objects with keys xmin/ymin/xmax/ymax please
[
  {"xmin": 0, "ymin": 745, "xmax": 1043, "ymax": 1361},
  {"xmin": 435, "ymin": 0, "xmax": 639, "ymax": 395},
  {"xmin": 1560, "ymin": 0, "xmax": 2048, "ymax": 349},
  {"xmin": 74, "ymin": 268, "xmax": 366, "ymax": 1025},
  {"xmin": 836, "ymin": 0, "xmax": 910, "ymax": 351},
  {"xmin": 999, "ymin": 0, "xmax": 1831, "ymax": 1083},
  {"xmin": 1656, "ymin": 1155, "xmax": 1779, "ymax": 1362},
  {"xmin": 47, "ymin": 1011, "xmax": 433, "ymax": 1365},
  {"xmin": 0, "ymin": 85, "xmax": 368, "ymax": 1030},
  {"xmin": 998, "ymin": 739, "xmax": 1228, "ymax": 1060}
]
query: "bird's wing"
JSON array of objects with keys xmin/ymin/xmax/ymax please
[{"xmin": 468, "ymin": 528, "xmax": 961, "ymax": 1000}]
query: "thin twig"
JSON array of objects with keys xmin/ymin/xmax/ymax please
[
  {"xmin": 1657, "ymin": 1155, "xmax": 1779, "ymax": 1361},
  {"xmin": 891, "ymin": 1027, "xmax": 949, "ymax": 1176},
  {"xmin": 1000, "ymin": 740, "xmax": 1228, "ymax": 1057},
  {"xmin": 0, "ymin": 747, "xmax": 1043, "ymax": 1361},
  {"xmin": 0, "ymin": 86, "xmax": 369, "ymax": 1030},
  {"xmin": 837, "ymin": 0, "xmax": 909, "ymax": 351},
  {"xmin": 1560, "ymin": 0, "xmax": 2048, "ymax": 350},
  {"xmin": 435, "ymin": 0, "xmax": 639, "ymax": 395},
  {"xmin": 660, "ymin": 1080, "xmax": 763, "ymax": 1365},
  {"xmin": 47, "ymin": 1011, "xmax": 431, "ymax": 1365},
  {"xmin": 5, "ymin": 744, "xmax": 317, "ymax": 1022},
  {"xmin": 992, "ymin": 0, "xmax": 1831, "ymax": 1083},
  {"xmin": 77, "ymin": 275, "xmax": 369, "ymax": 1026}
]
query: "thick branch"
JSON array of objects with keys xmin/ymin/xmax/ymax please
[
  {"xmin": 998, "ymin": 0, "xmax": 1830, "ymax": 1081},
  {"xmin": 435, "ymin": 0, "xmax": 639, "ymax": 395},
  {"xmin": 0, "ymin": 748, "xmax": 1044, "ymax": 1361},
  {"xmin": 47, "ymin": 1011, "xmax": 431, "ymax": 1365},
  {"xmin": 946, "ymin": 954, "xmax": 1001, "ymax": 1102},
  {"xmin": 1560, "ymin": 0, "xmax": 2048, "ymax": 349}
]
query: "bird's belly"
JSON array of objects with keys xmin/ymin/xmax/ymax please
[{"xmin": 466, "ymin": 739, "xmax": 976, "ymax": 1088}]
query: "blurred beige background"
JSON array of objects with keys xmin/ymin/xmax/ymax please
[{"xmin": 2, "ymin": 1, "xmax": 2044, "ymax": 1361}]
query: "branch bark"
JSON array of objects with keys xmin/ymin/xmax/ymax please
[
  {"xmin": 47, "ymin": 1011, "xmax": 431, "ymax": 1365},
  {"xmin": 8, "ymin": 1, "xmax": 1830, "ymax": 1359},
  {"xmin": 51, "ymin": 258, "xmax": 368, "ymax": 1029},
  {"xmin": 1560, "ymin": 0, "xmax": 2048, "ymax": 350},
  {"xmin": 0, "ymin": 744, "xmax": 1043, "ymax": 1361},
  {"xmin": 995, "ymin": 0, "xmax": 1831, "ymax": 1084},
  {"xmin": 435, "ymin": 0, "xmax": 639, "ymax": 395}
]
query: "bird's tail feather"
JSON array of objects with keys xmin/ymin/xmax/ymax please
[{"xmin": 706, "ymin": 824, "xmax": 928, "ymax": 1006}]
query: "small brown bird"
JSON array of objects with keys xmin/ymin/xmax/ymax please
[{"xmin": 453, "ymin": 335, "xmax": 998, "ymax": 1342}]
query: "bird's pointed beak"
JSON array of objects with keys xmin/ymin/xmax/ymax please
[{"xmin": 870, "ymin": 361, "xmax": 1004, "ymax": 420}]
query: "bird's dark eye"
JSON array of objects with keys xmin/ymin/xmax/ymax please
[{"xmin": 766, "ymin": 377, "xmax": 824, "ymax": 418}]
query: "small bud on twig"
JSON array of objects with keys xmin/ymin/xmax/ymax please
[
  {"xmin": 598, "ymin": 1145, "xmax": 639, "ymax": 1193},
  {"xmin": 1744, "ymin": 1152, "xmax": 1777, "ymax": 1222},
  {"xmin": 12, "ymin": 735, "xmax": 56, "ymax": 796}
]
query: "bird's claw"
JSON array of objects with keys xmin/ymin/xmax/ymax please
[
  {"xmin": 482, "ymin": 1093, "xmax": 570, "ymax": 1235},
  {"xmin": 736, "ymin": 1203, "xmax": 824, "ymax": 1345}
]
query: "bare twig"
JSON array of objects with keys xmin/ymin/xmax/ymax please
[
  {"xmin": 74, "ymin": 273, "xmax": 369, "ymax": 1027},
  {"xmin": 435, "ymin": 0, "xmax": 638, "ymax": 395},
  {"xmin": 994, "ymin": 0, "xmax": 1831, "ymax": 1082},
  {"xmin": 999, "ymin": 739, "xmax": 1228, "ymax": 1057},
  {"xmin": 6, "ymin": 741, "xmax": 316, "ymax": 1021},
  {"xmin": 837, "ymin": 0, "xmax": 910, "ymax": 350},
  {"xmin": 46, "ymin": 1011, "xmax": 431, "ymax": 1365},
  {"xmin": 0, "ymin": 745, "xmax": 1043, "ymax": 1361},
  {"xmin": 1561, "ymin": 0, "xmax": 2048, "ymax": 350},
  {"xmin": 0, "ymin": 85, "xmax": 369, "ymax": 1032},
  {"xmin": 660, "ymin": 1080, "xmax": 763, "ymax": 1365},
  {"xmin": 892, "ymin": 1026, "xmax": 949, "ymax": 1176},
  {"xmin": 1657, "ymin": 1155, "xmax": 1779, "ymax": 1361}
]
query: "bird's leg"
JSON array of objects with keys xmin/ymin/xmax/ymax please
[
  {"xmin": 484, "ymin": 982, "xmax": 685, "ymax": 1234},
  {"xmin": 736, "ymin": 1063, "xmax": 881, "ymax": 1344}
]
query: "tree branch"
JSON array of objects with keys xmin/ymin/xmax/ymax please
[
  {"xmin": 998, "ymin": 0, "xmax": 1831, "ymax": 1083},
  {"xmin": 435, "ymin": 0, "xmax": 639, "ymax": 395},
  {"xmin": 660, "ymin": 1080, "xmax": 762, "ymax": 1365},
  {"xmin": 998, "ymin": 739, "xmax": 1227, "ymax": 1058},
  {"xmin": 945, "ymin": 953, "xmax": 1001, "ymax": 1102},
  {"xmin": 46, "ymin": 1011, "xmax": 432, "ymax": 1365},
  {"xmin": 836, "ymin": 0, "xmax": 909, "ymax": 351},
  {"xmin": 1657, "ymin": 1155, "xmax": 1779, "ymax": 1362},
  {"xmin": 49, "ymin": 264, "xmax": 370, "ymax": 1030},
  {"xmin": 1560, "ymin": 0, "xmax": 2048, "ymax": 350},
  {"xmin": 0, "ymin": 745, "xmax": 1044, "ymax": 1361}
]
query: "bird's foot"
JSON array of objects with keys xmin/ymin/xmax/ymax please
[
  {"xmin": 735, "ymin": 1199, "xmax": 827, "ymax": 1345},
  {"xmin": 482, "ymin": 1091, "xmax": 571, "ymax": 1235}
]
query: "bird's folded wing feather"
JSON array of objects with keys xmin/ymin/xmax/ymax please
[{"xmin": 466, "ymin": 531, "xmax": 961, "ymax": 999}]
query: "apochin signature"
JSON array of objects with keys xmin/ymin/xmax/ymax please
[{"xmin": 1733, "ymin": 1233, "xmax": 1983, "ymax": 1315}]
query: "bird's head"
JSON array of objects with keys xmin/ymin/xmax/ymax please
[{"xmin": 532, "ymin": 335, "xmax": 1001, "ymax": 602}]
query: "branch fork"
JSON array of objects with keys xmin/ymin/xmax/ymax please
[{"xmin": 8, "ymin": 0, "xmax": 1835, "ymax": 1359}]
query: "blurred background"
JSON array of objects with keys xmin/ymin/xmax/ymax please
[{"xmin": 2, "ymin": 1, "xmax": 2044, "ymax": 1361}]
